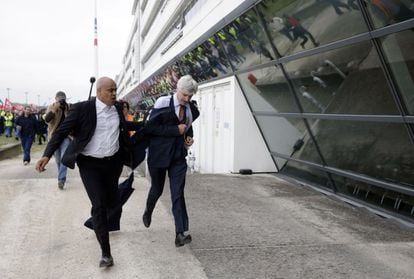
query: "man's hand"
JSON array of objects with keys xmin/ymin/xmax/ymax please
[
  {"xmin": 178, "ymin": 124, "xmax": 187, "ymax": 135},
  {"xmin": 50, "ymin": 102, "xmax": 60, "ymax": 113},
  {"xmin": 185, "ymin": 136, "xmax": 194, "ymax": 147},
  {"xmin": 35, "ymin": 157, "xmax": 50, "ymax": 172}
]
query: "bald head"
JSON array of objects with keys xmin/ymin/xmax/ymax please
[
  {"xmin": 96, "ymin": 77, "xmax": 117, "ymax": 106},
  {"xmin": 96, "ymin": 77, "xmax": 114, "ymax": 91}
]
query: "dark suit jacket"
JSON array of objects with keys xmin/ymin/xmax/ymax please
[
  {"xmin": 43, "ymin": 98, "xmax": 144, "ymax": 169},
  {"xmin": 146, "ymin": 96, "xmax": 199, "ymax": 168}
]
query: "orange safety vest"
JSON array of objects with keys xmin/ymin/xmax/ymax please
[{"xmin": 127, "ymin": 114, "xmax": 135, "ymax": 137}]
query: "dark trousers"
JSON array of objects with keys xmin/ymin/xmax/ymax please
[
  {"xmin": 77, "ymin": 153, "xmax": 123, "ymax": 257},
  {"xmin": 293, "ymin": 26, "xmax": 318, "ymax": 46},
  {"xmin": 147, "ymin": 160, "xmax": 188, "ymax": 233},
  {"xmin": 20, "ymin": 135, "xmax": 34, "ymax": 162},
  {"xmin": 37, "ymin": 133, "xmax": 46, "ymax": 144}
]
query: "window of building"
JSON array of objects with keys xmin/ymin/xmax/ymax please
[
  {"xmin": 217, "ymin": 9, "xmax": 275, "ymax": 71},
  {"xmin": 331, "ymin": 174, "xmax": 414, "ymax": 220},
  {"xmin": 255, "ymin": 115, "xmax": 323, "ymax": 166},
  {"xmin": 176, "ymin": 36, "xmax": 232, "ymax": 83},
  {"xmin": 256, "ymin": 0, "xmax": 368, "ymax": 57},
  {"xmin": 281, "ymin": 160, "xmax": 333, "ymax": 190},
  {"xmin": 237, "ymin": 65, "xmax": 299, "ymax": 113},
  {"xmin": 379, "ymin": 29, "xmax": 414, "ymax": 114},
  {"xmin": 284, "ymin": 41, "xmax": 400, "ymax": 115},
  {"xmin": 311, "ymin": 120, "xmax": 414, "ymax": 187}
]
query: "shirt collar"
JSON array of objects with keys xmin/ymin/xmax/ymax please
[
  {"xmin": 173, "ymin": 93, "xmax": 187, "ymax": 108},
  {"xmin": 173, "ymin": 94, "xmax": 180, "ymax": 108},
  {"xmin": 96, "ymin": 97, "xmax": 111, "ymax": 113}
]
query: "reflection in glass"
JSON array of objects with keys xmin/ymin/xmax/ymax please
[
  {"xmin": 177, "ymin": 36, "xmax": 232, "ymax": 83},
  {"xmin": 365, "ymin": 0, "xmax": 414, "ymax": 29},
  {"xmin": 256, "ymin": 0, "xmax": 367, "ymax": 56},
  {"xmin": 133, "ymin": 61, "xmax": 184, "ymax": 110},
  {"xmin": 284, "ymin": 41, "xmax": 400, "ymax": 114},
  {"xmin": 311, "ymin": 120, "xmax": 414, "ymax": 188},
  {"xmin": 380, "ymin": 29, "xmax": 414, "ymax": 114},
  {"xmin": 237, "ymin": 65, "xmax": 299, "ymax": 113},
  {"xmin": 217, "ymin": 9, "xmax": 275, "ymax": 70},
  {"xmin": 332, "ymin": 174, "xmax": 414, "ymax": 220},
  {"xmin": 280, "ymin": 159, "xmax": 332, "ymax": 189},
  {"xmin": 255, "ymin": 115, "xmax": 323, "ymax": 165},
  {"xmin": 179, "ymin": 49, "xmax": 217, "ymax": 83}
]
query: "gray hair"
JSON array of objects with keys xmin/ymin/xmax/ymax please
[{"xmin": 177, "ymin": 75, "xmax": 198, "ymax": 94}]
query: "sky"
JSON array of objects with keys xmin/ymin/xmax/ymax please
[{"xmin": 0, "ymin": 0, "xmax": 134, "ymax": 106}]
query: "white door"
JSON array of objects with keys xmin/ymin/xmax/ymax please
[
  {"xmin": 192, "ymin": 81, "xmax": 233, "ymax": 173},
  {"xmin": 212, "ymin": 82, "xmax": 232, "ymax": 173}
]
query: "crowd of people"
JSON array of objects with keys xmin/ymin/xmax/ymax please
[
  {"xmin": 0, "ymin": 108, "xmax": 47, "ymax": 142},
  {"xmin": 0, "ymin": 107, "xmax": 47, "ymax": 164}
]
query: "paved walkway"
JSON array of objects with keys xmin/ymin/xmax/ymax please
[{"xmin": 0, "ymin": 151, "xmax": 414, "ymax": 278}]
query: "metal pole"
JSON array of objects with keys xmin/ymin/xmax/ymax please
[
  {"xmin": 94, "ymin": 0, "xmax": 99, "ymax": 78},
  {"xmin": 6, "ymin": 87, "xmax": 10, "ymax": 99}
]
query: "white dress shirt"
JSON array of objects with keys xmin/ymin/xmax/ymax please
[
  {"xmin": 81, "ymin": 98, "xmax": 120, "ymax": 158},
  {"xmin": 153, "ymin": 94, "xmax": 193, "ymax": 131}
]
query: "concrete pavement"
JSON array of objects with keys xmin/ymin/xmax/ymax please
[
  {"xmin": 0, "ymin": 152, "xmax": 207, "ymax": 279},
  {"xmin": 1, "ymin": 151, "xmax": 414, "ymax": 278}
]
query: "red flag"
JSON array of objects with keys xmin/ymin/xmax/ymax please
[
  {"xmin": 16, "ymin": 104, "xmax": 24, "ymax": 112},
  {"xmin": 4, "ymin": 98, "xmax": 13, "ymax": 109},
  {"xmin": 30, "ymin": 103, "xmax": 37, "ymax": 112}
]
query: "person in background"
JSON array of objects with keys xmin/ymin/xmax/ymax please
[
  {"xmin": 283, "ymin": 14, "xmax": 320, "ymax": 49},
  {"xmin": 36, "ymin": 109, "xmax": 48, "ymax": 145},
  {"xmin": 120, "ymin": 101, "xmax": 135, "ymax": 137},
  {"xmin": 0, "ymin": 110, "xmax": 4, "ymax": 136},
  {"xmin": 44, "ymin": 91, "xmax": 71, "ymax": 189},
  {"xmin": 16, "ymin": 106, "xmax": 38, "ymax": 165},
  {"xmin": 4, "ymin": 110, "xmax": 14, "ymax": 138},
  {"xmin": 14, "ymin": 110, "xmax": 24, "ymax": 140}
]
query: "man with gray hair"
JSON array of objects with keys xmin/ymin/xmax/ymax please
[
  {"xmin": 142, "ymin": 75, "xmax": 200, "ymax": 247},
  {"xmin": 44, "ymin": 91, "xmax": 71, "ymax": 189}
]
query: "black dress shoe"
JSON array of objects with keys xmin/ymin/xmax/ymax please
[
  {"xmin": 99, "ymin": 255, "xmax": 114, "ymax": 268},
  {"xmin": 175, "ymin": 233, "xmax": 192, "ymax": 247},
  {"xmin": 142, "ymin": 210, "xmax": 152, "ymax": 228}
]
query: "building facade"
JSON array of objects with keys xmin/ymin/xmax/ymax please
[{"xmin": 116, "ymin": 0, "xmax": 414, "ymax": 224}]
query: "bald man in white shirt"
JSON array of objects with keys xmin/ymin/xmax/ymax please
[{"xmin": 36, "ymin": 77, "xmax": 144, "ymax": 268}]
